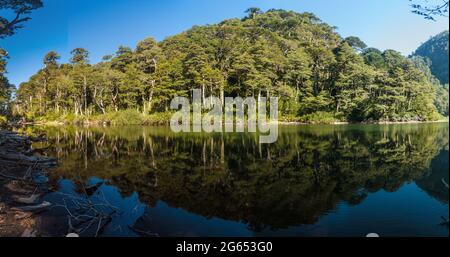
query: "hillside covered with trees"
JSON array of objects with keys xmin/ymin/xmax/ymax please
[
  {"xmin": 411, "ymin": 30, "xmax": 449, "ymax": 117},
  {"xmin": 413, "ymin": 30, "xmax": 449, "ymax": 85},
  {"xmin": 10, "ymin": 9, "xmax": 448, "ymax": 124}
]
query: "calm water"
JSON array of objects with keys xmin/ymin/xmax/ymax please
[{"xmin": 24, "ymin": 123, "xmax": 449, "ymax": 237}]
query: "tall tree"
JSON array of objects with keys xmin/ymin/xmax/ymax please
[
  {"xmin": 245, "ymin": 7, "xmax": 262, "ymax": 19},
  {"xmin": 70, "ymin": 48, "xmax": 91, "ymax": 115},
  {"xmin": 0, "ymin": 48, "xmax": 12, "ymax": 112},
  {"xmin": 344, "ymin": 36, "xmax": 367, "ymax": 52}
]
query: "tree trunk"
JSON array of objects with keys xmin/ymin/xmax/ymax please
[
  {"xmin": 83, "ymin": 75, "xmax": 88, "ymax": 116},
  {"xmin": 148, "ymin": 89, "xmax": 153, "ymax": 113}
]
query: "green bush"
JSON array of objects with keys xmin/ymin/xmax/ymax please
[
  {"xmin": 279, "ymin": 114, "xmax": 302, "ymax": 123},
  {"xmin": 41, "ymin": 111, "xmax": 62, "ymax": 122},
  {"xmin": 299, "ymin": 111, "xmax": 337, "ymax": 124},
  {"xmin": 0, "ymin": 115, "xmax": 7, "ymax": 126},
  {"xmin": 106, "ymin": 110, "xmax": 144, "ymax": 125},
  {"xmin": 144, "ymin": 112, "xmax": 173, "ymax": 125},
  {"xmin": 424, "ymin": 111, "xmax": 443, "ymax": 121}
]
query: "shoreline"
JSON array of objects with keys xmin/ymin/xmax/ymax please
[
  {"xmin": 0, "ymin": 130, "xmax": 58, "ymax": 237},
  {"xmin": 14, "ymin": 118, "xmax": 449, "ymax": 127},
  {"xmin": 279, "ymin": 119, "xmax": 449, "ymax": 125}
]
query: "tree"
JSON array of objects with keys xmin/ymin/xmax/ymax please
[
  {"xmin": 43, "ymin": 51, "xmax": 60, "ymax": 68},
  {"xmin": 362, "ymin": 48, "xmax": 386, "ymax": 69},
  {"xmin": 0, "ymin": 0, "xmax": 43, "ymax": 38},
  {"xmin": 331, "ymin": 42, "xmax": 372, "ymax": 118},
  {"xmin": 135, "ymin": 38, "xmax": 162, "ymax": 113},
  {"xmin": 344, "ymin": 36, "xmax": 367, "ymax": 52},
  {"xmin": 0, "ymin": 48, "xmax": 12, "ymax": 112},
  {"xmin": 409, "ymin": 0, "xmax": 449, "ymax": 20},
  {"xmin": 70, "ymin": 48, "xmax": 89, "ymax": 65},
  {"xmin": 70, "ymin": 48, "xmax": 91, "ymax": 115},
  {"xmin": 245, "ymin": 7, "xmax": 262, "ymax": 19},
  {"xmin": 111, "ymin": 46, "xmax": 133, "ymax": 72}
]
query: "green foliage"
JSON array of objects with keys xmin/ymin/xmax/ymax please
[
  {"xmin": 299, "ymin": 111, "xmax": 337, "ymax": 124},
  {"xmin": 344, "ymin": 36, "xmax": 367, "ymax": 52},
  {"xmin": 0, "ymin": 0, "xmax": 43, "ymax": 38},
  {"xmin": 435, "ymin": 84, "xmax": 449, "ymax": 116},
  {"xmin": 14, "ymin": 9, "xmax": 445, "ymax": 124},
  {"xmin": 100, "ymin": 110, "xmax": 144, "ymax": 125},
  {"xmin": 144, "ymin": 112, "xmax": 173, "ymax": 125},
  {"xmin": 0, "ymin": 114, "xmax": 6, "ymax": 126},
  {"xmin": 0, "ymin": 48, "xmax": 13, "ymax": 114}
]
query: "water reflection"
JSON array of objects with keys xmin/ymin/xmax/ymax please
[{"xmin": 24, "ymin": 123, "xmax": 449, "ymax": 236}]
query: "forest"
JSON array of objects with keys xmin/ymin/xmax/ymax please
[
  {"xmin": 2, "ymin": 8, "xmax": 449, "ymax": 125},
  {"xmin": 413, "ymin": 30, "xmax": 449, "ymax": 85}
]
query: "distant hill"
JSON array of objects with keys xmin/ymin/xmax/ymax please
[{"xmin": 413, "ymin": 30, "xmax": 449, "ymax": 85}]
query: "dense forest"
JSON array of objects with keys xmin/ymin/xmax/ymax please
[
  {"xmin": 411, "ymin": 30, "xmax": 449, "ymax": 119},
  {"xmin": 4, "ymin": 9, "xmax": 450, "ymax": 124}
]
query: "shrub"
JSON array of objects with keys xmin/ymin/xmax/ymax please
[
  {"xmin": 424, "ymin": 111, "xmax": 443, "ymax": 121},
  {"xmin": 0, "ymin": 115, "xmax": 7, "ymax": 126},
  {"xmin": 144, "ymin": 112, "xmax": 173, "ymax": 125},
  {"xmin": 279, "ymin": 114, "xmax": 302, "ymax": 123},
  {"xmin": 299, "ymin": 111, "xmax": 337, "ymax": 124},
  {"xmin": 107, "ymin": 109, "xmax": 144, "ymax": 125}
]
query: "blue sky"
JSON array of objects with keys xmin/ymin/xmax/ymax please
[{"xmin": 1, "ymin": 0, "xmax": 448, "ymax": 87}]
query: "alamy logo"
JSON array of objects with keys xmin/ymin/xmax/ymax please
[{"xmin": 170, "ymin": 89, "xmax": 279, "ymax": 144}]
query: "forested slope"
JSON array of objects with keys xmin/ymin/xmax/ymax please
[
  {"xmin": 14, "ymin": 9, "xmax": 446, "ymax": 124},
  {"xmin": 413, "ymin": 30, "xmax": 449, "ymax": 85}
]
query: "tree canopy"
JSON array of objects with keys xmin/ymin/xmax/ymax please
[{"xmin": 0, "ymin": 0, "xmax": 43, "ymax": 38}]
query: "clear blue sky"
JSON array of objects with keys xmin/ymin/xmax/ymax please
[{"xmin": 1, "ymin": 0, "xmax": 448, "ymax": 87}]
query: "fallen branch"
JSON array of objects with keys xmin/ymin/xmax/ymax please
[
  {"xmin": 442, "ymin": 178, "xmax": 449, "ymax": 189},
  {"xmin": 11, "ymin": 201, "xmax": 51, "ymax": 212},
  {"xmin": 12, "ymin": 194, "xmax": 41, "ymax": 204},
  {"xmin": 0, "ymin": 172, "xmax": 28, "ymax": 182}
]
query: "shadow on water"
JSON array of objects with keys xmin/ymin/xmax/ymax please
[{"xmin": 20, "ymin": 123, "xmax": 449, "ymax": 237}]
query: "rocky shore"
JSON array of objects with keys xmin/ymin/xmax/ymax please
[{"xmin": 0, "ymin": 130, "xmax": 57, "ymax": 236}]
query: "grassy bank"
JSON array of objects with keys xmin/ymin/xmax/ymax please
[
  {"xmin": 31, "ymin": 110, "xmax": 172, "ymax": 126},
  {"xmin": 0, "ymin": 115, "xmax": 7, "ymax": 127},
  {"xmin": 22, "ymin": 109, "xmax": 449, "ymax": 126}
]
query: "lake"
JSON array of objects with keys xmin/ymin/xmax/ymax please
[{"xmin": 23, "ymin": 123, "xmax": 449, "ymax": 237}]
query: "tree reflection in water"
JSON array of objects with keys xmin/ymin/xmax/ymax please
[{"xmin": 22, "ymin": 123, "xmax": 449, "ymax": 236}]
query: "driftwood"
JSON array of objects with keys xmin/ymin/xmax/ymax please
[
  {"xmin": 51, "ymin": 186, "xmax": 119, "ymax": 237},
  {"xmin": 11, "ymin": 201, "xmax": 51, "ymax": 212},
  {"xmin": 1, "ymin": 130, "xmax": 58, "ymax": 236},
  {"xmin": 12, "ymin": 194, "xmax": 41, "ymax": 205},
  {"xmin": 2, "ymin": 130, "xmax": 118, "ymax": 237},
  {"xmin": 0, "ymin": 130, "xmax": 56, "ymax": 167},
  {"xmin": 4, "ymin": 181, "xmax": 34, "ymax": 194},
  {"xmin": 0, "ymin": 151, "xmax": 56, "ymax": 165},
  {"xmin": 442, "ymin": 178, "xmax": 449, "ymax": 189}
]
